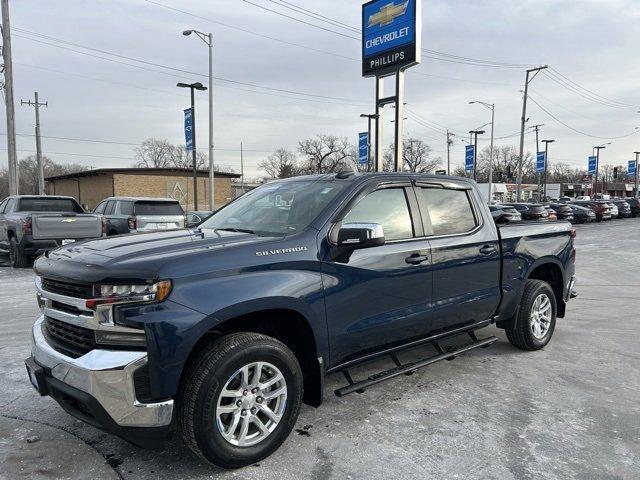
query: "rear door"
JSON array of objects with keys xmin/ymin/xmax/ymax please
[
  {"xmin": 416, "ymin": 183, "xmax": 501, "ymax": 332},
  {"xmin": 322, "ymin": 182, "xmax": 433, "ymax": 366},
  {"xmin": 133, "ymin": 201, "xmax": 185, "ymax": 231}
]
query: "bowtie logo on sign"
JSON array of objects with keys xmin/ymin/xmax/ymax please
[{"xmin": 367, "ymin": 1, "xmax": 409, "ymax": 27}]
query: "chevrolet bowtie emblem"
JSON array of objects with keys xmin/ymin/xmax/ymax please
[
  {"xmin": 368, "ymin": 1, "xmax": 409, "ymax": 28},
  {"xmin": 61, "ymin": 218, "xmax": 77, "ymax": 223}
]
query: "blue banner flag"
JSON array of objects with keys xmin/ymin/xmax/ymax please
[
  {"xmin": 358, "ymin": 132, "xmax": 369, "ymax": 167},
  {"xmin": 184, "ymin": 108, "xmax": 194, "ymax": 151},
  {"xmin": 536, "ymin": 152, "xmax": 546, "ymax": 173},
  {"xmin": 628, "ymin": 160, "xmax": 637, "ymax": 176},
  {"xmin": 465, "ymin": 145, "xmax": 475, "ymax": 171},
  {"xmin": 587, "ymin": 156, "xmax": 597, "ymax": 174}
]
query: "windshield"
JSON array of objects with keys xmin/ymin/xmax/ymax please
[
  {"xmin": 200, "ymin": 179, "xmax": 348, "ymax": 236},
  {"xmin": 134, "ymin": 201, "xmax": 183, "ymax": 216},
  {"xmin": 18, "ymin": 198, "xmax": 83, "ymax": 213}
]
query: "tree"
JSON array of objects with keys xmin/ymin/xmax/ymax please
[
  {"xmin": 383, "ymin": 138, "xmax": 442, "ymax": 173},
  {"xmin": 0, "ymin": 156, "xmax": 88, "ymax": 198},
  {"xmin": 475, "ymin": 145, "xmax": 535, "ymax": 183},
  {"xmin": 134, "ymin": 138, "xmax": 174, "ymax": 168},
  {"xmin": 169, "ymin": 145, "xmax": 208, "ymax": 170},
  {"xmin": 297, "ymin": 135, "xmax": 354, "ymax": 174},
  {"xmin": 258, "ymin": 149, "xmax": 298, "ymax": 178}
]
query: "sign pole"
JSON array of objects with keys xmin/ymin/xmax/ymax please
[
  {"xmin": 635, "ymin": 152, "xmax": 640, "ymax": 199},
  {"xmin": 394, "ymin": 69, "xmax": 405, "ymax": 172},
  {"xmin": 375, "ymin": 77, "xmax": 384, "ymax": 172}
]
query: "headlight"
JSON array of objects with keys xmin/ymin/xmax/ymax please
[{"xmin": 85, "ymin": 280, "xmax": 172, "ymax": 310}]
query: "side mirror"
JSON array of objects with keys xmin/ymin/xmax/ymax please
[{"xmin": 337, "ymin": 223, "xmax": 385, "ymax": 249}]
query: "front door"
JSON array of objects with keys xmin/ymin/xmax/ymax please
[
  {"xmin": 416, "ymin": 184, "xmax": 501, "ymax": 332},
  {"xmin": 321, "ymin": 184, "xmax": 433, "ymax": 367}
]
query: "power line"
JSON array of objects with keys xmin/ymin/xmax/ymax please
[
  {"xmin": 14, "ymin": 28, "xmax": 368, "ymax": 104},
  {"xmin": 528, "ymin": 95, "xmax": 640, "ymax": 140},
  {"xmin": 549, "ymin": 66, "xmax": 638, "ymax": 108},
  {"xmin": 142, "ymin": 0, "xmax": 358, "ymax": 61},
  {"xmin": 268, "ymin": 0, "xmax": 360, "ymax": 33}
]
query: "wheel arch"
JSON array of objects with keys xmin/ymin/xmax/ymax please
[
  {"xmin": 526, "ymin": 259, "xmax": 565, "ymax": 318},
  {"xmin": 180, "ymin": 306, "xmax": 325, "ymax": 408}
]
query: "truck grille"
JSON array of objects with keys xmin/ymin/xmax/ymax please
[
  {"xmin": 44, "ymin": 316, "xmax": 96, "ymax": 359},
  {"xmin": 42, "ymin": 278, "xmax": 94, "ymax": 299}
]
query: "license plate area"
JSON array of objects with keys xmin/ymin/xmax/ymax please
[{"xmin": 61, "ymin": 239, "xmax": 76, "ymax": 245}]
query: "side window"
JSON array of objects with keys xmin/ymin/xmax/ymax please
[
  {"xmin": 342, "ymin": 188, "xmax": 413, "ymax": 241},
  {"xmin": 119, "ymin": 201, "xmax": 133, "ymax": 216},
  {"xmin": 0, "ymin": 199, "xmax": 7, "ymax": 213},
  {"xmin": 104, "ymin": 201, "xmax": 116, "ymax": 215},
  {"xmin": 420, "ymin": 188, "xmax": 477, "ymax": 236},
  {"xmin": 5, "ymin": 199, "xmax": 16, "ymax": 213},
  {"xmin": 94, "ymin": 201, "xmax": 106, "ymax": 214}
]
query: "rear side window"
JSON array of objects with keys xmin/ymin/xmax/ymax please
[
  {"xmin": 420, "ymin": 188, "xmax": 477, "ymax": 236},
  {"xmin": 18, "ymin": 198, "xmax": 82, "ymax": 213},
  {"xmin": 93, "ymin": 201, "xmax": 107, "ymax": 214},
  {"xmin": 342, "ymin": 188, "xmax": 413, "ymax": 241},
  {"xmin": 104, "ymin": 201, "xmax": 116, "ymax": 215},
  {"xmin": 119, "ymin": 201, "xmax": 134, "ymax": 216},
  {"xmin": 134, "ymin": 201, "xmax": 184, "ymax": 216}
]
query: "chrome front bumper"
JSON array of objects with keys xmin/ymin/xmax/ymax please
[{"xmin": 31, "ymin": 315, "xmax": 173, "ymax": 428}]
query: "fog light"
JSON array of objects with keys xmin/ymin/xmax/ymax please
[{"xmin": 95, "ymin": 330, "xmax": 147, "ymax": 347}]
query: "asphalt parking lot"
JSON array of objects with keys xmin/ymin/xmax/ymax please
[{"xmin": 1, "ymin": 220, "xmax": 638, "ymax": 480}]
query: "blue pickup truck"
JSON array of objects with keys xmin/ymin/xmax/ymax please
[{"xmin": 25, "ymin": 173, "xmax": 576, "ymax": 468}]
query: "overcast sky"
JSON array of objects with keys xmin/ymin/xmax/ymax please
[{"xmin": 2, "ymin": 0, "xmax": 639, "ymax": 178}]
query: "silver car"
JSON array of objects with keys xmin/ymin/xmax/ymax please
[{"xmin": 94, "ymin": 197, "xmax": 185, "ymax": 235}]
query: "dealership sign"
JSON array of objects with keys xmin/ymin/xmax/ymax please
[
  {"xmin": 358, "ymin": 132, "xmax": 369, "ymax": 166},
  {"xmin": 465, "ymin": 145, "xmax": 475, "ymax": 171},
  {"xmin": 184, "ymin": 108, "xmax": 194, "ymax": 151},
  {"xmin": 362, "ymin": 0, "xmax": 421, "ymax": 77},
  {"xmin": 536, "ymin": 152, "xmax": 546, "ymax": 173}
]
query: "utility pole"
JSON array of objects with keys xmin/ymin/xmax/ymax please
[
  {"xmin": 541, "ymin": 139, "xmax": 555, "ymax": 200},
  {"xmin": 1, "ymin": 0, "xmax": 18, "ymax": 195},
  {"xmin": 469, "ymin": 129, "xmax": 485, "ymax": 182},
  {"xmin": 240, "ymin": 141, "xmax": 244, "ymax": 194},
  {"xmin": 469, "ymin": 101, "xmax": 495, "ymax": 203},
  {"xmin": 635, "ymin": 151, "xmax": 640, "ymax": 199},
  {"xmin": 21, "ymin": 92, "xmax": 48, "ymax": 195},
  {"xmin": 446, "ymin": 130, "xmax": 455, "ymax": 175},
  {"xmin": 516, "ymin": 65, "xmax": 548, "ymax": 201}
]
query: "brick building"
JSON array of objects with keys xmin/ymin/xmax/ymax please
[{"xmin": 45, "ymin": 168, "xmax": 241, "ymax": 210}]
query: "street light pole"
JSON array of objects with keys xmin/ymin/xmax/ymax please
[
  {"xmin": 184, "ymin": 30, "xmax": 215, "ymax": 210},
  {"xmin": 541, "ymin": 139, "xmax": 555, "ymax": 200},
  {"xmin": 177, "ymin": 81, "xmax": 207, "ymax": 210},
  {"xmin": 517, "ymin": 65, "xmax": 548, "ymax": 201},
  {"xmin": 446, "ymin": 130, "xmax": 454, "ymax": 175},
  {"xmin": 470, "ymin": 101, "xmax": 495, "ymax": 203},
  {"xmin": 469, "ymin": 129, "xmax": 485, "ymax": 182},
  {"xmin": 594, "ymin": 144, "xmax": 608, "ymax": 199}
]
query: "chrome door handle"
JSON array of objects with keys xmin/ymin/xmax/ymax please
[
  {"xmin": 405, "ymin": 253, "xmax": 429, "ymax": 265},
  {"xmin": 479, "ymin": 245, "xmax": 497, "ymax": 255}
]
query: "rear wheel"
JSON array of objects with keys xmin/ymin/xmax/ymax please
[
  {"xmin": 505, "ymin": 279, "xmax": 557, "ymax": 351},
  {"xmin": 178, "ymin": 332, "xmax": 303, "ymax": 468},
  {"xmin": 9, "ymin": 237, "xmax": 29, "ymax": 268}
]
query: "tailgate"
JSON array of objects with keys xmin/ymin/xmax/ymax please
[
  {"xmin": 31, "ymin": 214, "xmax": 103, "ymax": 240},
  {"xmin": 136, "ymin": 215, "xmax": 184, "ymax": 231}
]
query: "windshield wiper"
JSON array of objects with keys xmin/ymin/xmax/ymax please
[{"xmin": 213, "ymin": 227, "xmax": 256, "ymax": 234}]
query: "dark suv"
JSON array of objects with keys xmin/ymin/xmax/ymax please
[
  {"xmin": 94, "ymin": 197, "xmax": 185, "ymax": 236},
  {"xmin": 504, "ymin": 203, "xmax": 549, "ymax": 221}
]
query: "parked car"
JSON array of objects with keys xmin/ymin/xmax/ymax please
[
  {"xmin": 0, "ymin": 195, "xmax": 104, "ymax": 267},
  {"xmin": 504, "ymin": 203, "xmax": 549, "ymax": 221},
  {"xmin": 611, "ymin": 200, "xmax": 631, "ymax": 218},
  {"xmin": 27, "ymin": 173, "xmax": 576, "ymax": 468},
  {"xmin": 625, "ymin": 198, "xmax": 640, "ymax": 217},
  {"xmin": 545, "ymin": 206, "xmax": 558, "ymax": 221},
  {"xmin": 186, "ymin": 210, "xmax": 213, "ymax": 228},
  {"xmin": 548, "ymin": 204, "xmax": 575, "ymax": 222},
  {"xmin": 94, "ymin": 197, "xmax": 185, "ymax": 235},
  {"xmin": 495, "ymin": 205, "xmax": 522, "ymax": 222},
  {"xmin": 573, "ymin": 201, "xmax": 612, "ymax": 222},
  {"xmin": 575, "ymin": 195, "xmax": 591, "ymax": 201},
  {"xmin": 604, "ymin": 202, "xmax": 618, "ymax": 219},
  {"xmin": 567, "ymin": 204, "xmax": 596, "ymax": 223}
]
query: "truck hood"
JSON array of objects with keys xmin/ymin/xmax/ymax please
[{"xmin": 34, "ymin": 229, "xmax": 279, "ymax": 284}]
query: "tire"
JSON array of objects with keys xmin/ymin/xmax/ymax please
[
  {"xmin": 177, "ymin": 332, "xmax": 303, "ymax": 468},
  {"xmin": 505, "ymin": 279, "xmax": 557, "ymax": 351},
  {"xmin": 9, "ymin": 237, "xmax": 29, "ymax": 268}
]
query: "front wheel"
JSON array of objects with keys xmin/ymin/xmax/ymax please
[
  {"xmin": 177, "ymin": 332, "xmax": 303, "ymax": 468},
  {"xmin": 506, "ymin": 279, "xmax": 557, "ymax": 351}
]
